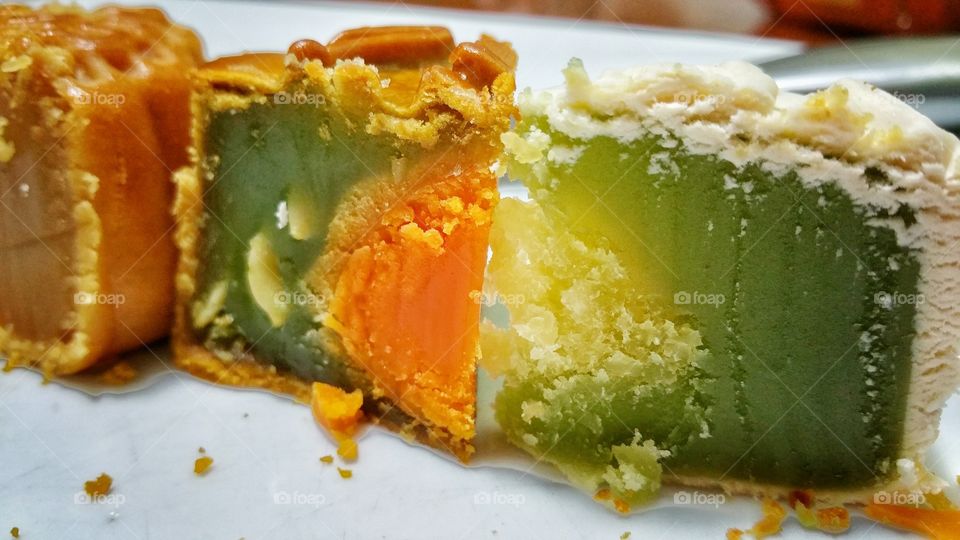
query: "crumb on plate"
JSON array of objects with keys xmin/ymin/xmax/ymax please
[
  {"xmin": 194, "ymin": 456, "xmax": 214, "ymax": 475},
  {"xmin": 83, "ymin": 473, "xmax": 112, "ymax": 497},
  {"xmin": 311, "ymin": 382, "xmax": 363, "ymax": 439},
  {"xmin": 337, "ymin": 438, "xmax": 358, "ymax": 461},
  {"xmin": 727, "ymin": 498, "xmax": 786, "ymax": 540}
]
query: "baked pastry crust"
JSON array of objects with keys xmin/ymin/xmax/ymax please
[{"xmin": 0, "ymin": 5, "xmax": 202, "ymax": 374}]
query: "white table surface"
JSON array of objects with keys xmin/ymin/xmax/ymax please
[{"xmin": 5, "ymin": 1, "xmax": 957, "ymax": 539}]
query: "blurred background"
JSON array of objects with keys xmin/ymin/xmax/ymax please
[{"xmin": 366, "ymin": 0, "xmax": 960, "ymax": 43}]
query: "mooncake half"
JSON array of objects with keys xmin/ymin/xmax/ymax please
[
  {"xmin": 173, "ymin": 27, "xmax": 516, "ymax": 459},
  {"xmin": 484, "ymin": 60, "xmax": 960, "ymax": 509},
  {"xmin": 0, "ymin": 5, "xmax": 202, "ymax": 375}
]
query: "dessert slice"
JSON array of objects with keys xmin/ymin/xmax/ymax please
[
  {"xmin": 173, "ymin": 27, "xmax": 516, "ymax": 458},
  {"xmin": 483, "ymin": 60, "xmax": 960, "ymax": 509},
  {"xmin": 0, "ymin": 5, "xmax": 202, "ymax": 375}
]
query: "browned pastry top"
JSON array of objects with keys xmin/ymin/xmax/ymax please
[
  {"xmin": 202, "ymin": 25, "xmax": 516, "ymax": 96},
  {"xmin": 1, "ymin": 4, "xmax": 203, "ymax": 84}
]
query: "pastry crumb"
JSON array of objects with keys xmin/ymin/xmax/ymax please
[
  {"xmin": 337, "ymin": 467, "xmax": 352, "ymax": 479},
  {"xmin": 10, "ymin": 527, "xmax": 19, "ymax": 538},
  {"xmin": 613, "ymin": 498, "xmax": 629, "ymax": 514},
  {"xmin": 620, "ymin": 532, "xmax": 631, "ymax": 540},
  {"xmin": 728, "ymin": 498, "xmax": 786, "ymax": 539},
  {"xmin": 337, "ymin": 438, "xmax": 358, "ymax": 461},
  {"xmin": 194, "ymin": 456, "xmax": 214, "ymax": 475},
  {"xmin": 815, "ymin": 507, "xmax": 850, "ymax": 534},
  {"xmin": 83, "ymin": 473, "xmax": 112, "ymax": 497},
  {"xmin": 311, "ymin": 382, "xmax": 363, "ymax": 438},
  {"xmin": 319, "ymin": 455, "xmax": 334, "ymax": 464},
  {"xmin": 198, "ymin": 447, "xmax": 206, "ymax": 454}
]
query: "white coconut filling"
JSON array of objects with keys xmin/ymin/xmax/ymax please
[{"xmin": 510, "ymin": 59, "xmax": 960, "ymax": 495}]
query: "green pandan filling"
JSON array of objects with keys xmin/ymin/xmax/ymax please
[
  {"xmin": 485, "ymin": 119, "xmax": 919, "ymax": 507},
  {"xmin": 192, "ymin": 97, "xmax": 404, "ymax": 387}
]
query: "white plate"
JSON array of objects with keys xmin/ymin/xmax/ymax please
[{"xmin": 3, "ymin": 1, "xmax": 956, "ymax": 539}]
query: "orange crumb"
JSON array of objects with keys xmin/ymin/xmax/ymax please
[
  {"xmin": 194, "ymin": 456, "xmax": 214, "ymax": 475},
  {"xmin": 594, "ymin": 488, "xmax": 611, "ymax": 501},
  {"xmin": 320, "ymin": 455, "xmax": 334, "ymax": 464},
  {"xmin": 815, "ymin": 507, "xmax": 851, "ymax": 534},
  {"xmin": 10, "ymin": 527, "xmax": 19, "ymax": 538},
  {"xmin": 865, "ymin": 504, "xmax": 960, "ymax": 540},
  {"xmin": 337, "ymin": 467, "xmax": 353, "ymax": 479},
  {"xmin": 337, "ymin": 438, "xmax": 358, "ymax": 461},
  {"xmin": 83, "ymin": 473, "xmax": 112, "ymax": 497},
  {"xmin": 732, "ymin": 499, "xmax": 787, "ymax": 539},
  {"xmin": 926, "ymin": 492, "xmax": 958, "ymax": 511},
  {"xmin": 726, "ymin": 529, "xmax": 744, "ymax": 540},
  {"xmin": 310, "ymin": 382, "xmax": 364, "ymax": 438},
  {"xmin": 613, "ymin": 499, "xmax": 630, "ymax": 514}
]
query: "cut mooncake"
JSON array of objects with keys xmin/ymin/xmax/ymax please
[
  {"xmin": 0, "ymin": 5, "xmax": 202, "ymax": 375},
  {"xmin": 173, "ymin": 27, "xmax": 516, "ymax": 458},
  {"xmin": 483, "ymin": 60, "xmax": 960, "ymax": 509}
]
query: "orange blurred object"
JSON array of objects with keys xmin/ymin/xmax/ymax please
[{"xmin": 768, "ymin": 0, "xmax": 960, "ymax": 35}]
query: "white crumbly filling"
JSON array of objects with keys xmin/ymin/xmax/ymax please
[{"xmin": 512, "ymin": 59, "xmax": 960, "ymax": 494}]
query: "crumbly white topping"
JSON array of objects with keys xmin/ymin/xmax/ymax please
[{"xmin": 525, "ymin": 59, "xmax": 959, "ymax": 186}]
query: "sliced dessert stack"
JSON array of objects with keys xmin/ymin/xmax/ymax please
[
  {"xmin": 0, "ymin": 5, "xmax": 202, "ymax": 375},
  {"xmin": 173, "ymin": 27, "xmax": 516, "ymax": 459},
  {"xmin": 483, "ymin": 60, "xmax": 960, "ymax": 509}
]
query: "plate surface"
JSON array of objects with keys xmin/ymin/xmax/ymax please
[{"xmin": 3, "ymin": 1, "xmax": 956, "ymax": 538}]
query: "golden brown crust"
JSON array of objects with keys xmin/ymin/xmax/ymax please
[{"xmin": 0, "ymin": 5, "xmax": 202, "ymax": 374}]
